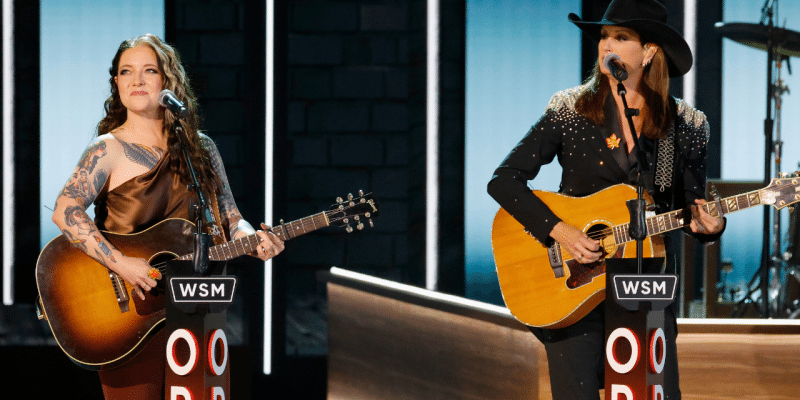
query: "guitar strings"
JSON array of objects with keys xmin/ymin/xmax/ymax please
[
  {"xmin": 551, "ymin": 202, "xmax": 724, "ymax": 262},
  {"xmin": 557, "ymin": 226, "xmax": 618, "ymax": 261},
  {"xmin": 145, "ymin": 213, "xmax": 352, "ymax": 275}
]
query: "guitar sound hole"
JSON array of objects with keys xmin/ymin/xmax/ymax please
[
  {"xmin": 131, "ymin": 252, "xmax": 175, "ymax": 316},
  {"xmin": 148, "ymin": 252, "xmax": 176, "ymax": 295},
  {"xmin": 565, "ymin": 224, "xmax": 613, "ymax": 289}
]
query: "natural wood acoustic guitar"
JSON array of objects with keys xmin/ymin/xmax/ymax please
[{"xmin": 491, "ymin": 177, "xmax": 800, "ymax": 329}]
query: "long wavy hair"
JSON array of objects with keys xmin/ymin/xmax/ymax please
[
  {"xmin": 574, "ymin": 38, "xmax": 672, "ymax": 140},
  {"xmin": 96, "ymin": 34, "xmax": 221, "ymax": 196}
]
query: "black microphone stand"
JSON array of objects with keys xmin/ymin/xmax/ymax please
[
  {"xmin": 616, "ymin": 81, "xmax": 649, "ymax": 274},
  {"xmin": 172, "ymin": 118, "xmax": 214, "ymax": 275}
]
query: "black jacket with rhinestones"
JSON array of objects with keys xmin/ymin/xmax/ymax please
[{"xmin": 488, "ymin": 84, "xmax": 723, "ymax": 246}]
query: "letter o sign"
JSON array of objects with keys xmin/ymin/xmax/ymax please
[
  {"xmin": 606, "ymin": 327, "xmax": 640, "ymax": 374},
  {"xmin": 649, "ymin": 328, "xmax": 666, "ymax": 374},
  {"xmin": 208, "ymin": 329, "xmax": 228, "ymax": 376},
  {"xmin": 167, "ymin": 329, "xmax": 199, "ymax": 376}
]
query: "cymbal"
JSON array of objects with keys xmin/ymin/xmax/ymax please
[{"xmin": 715, "ymin": 22, "xmax": 800, "ymax": 57}]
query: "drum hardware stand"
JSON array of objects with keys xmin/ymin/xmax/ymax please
[
  {"xmin": 770, "ymin": 57, "xmax": 793, "ymax": 317},
  {"xmin": 728, "ymin": 0, "xmax": 783, "ymax": 318},
  {"xmin": 716, "ymin": 0, "xmax": 800, "ymax": 319}
]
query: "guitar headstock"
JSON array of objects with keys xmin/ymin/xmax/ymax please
[
  {"xmin": 762, "ymin": 172, "xmax": 800, "ymax": 210},
  {"xmin": 328, "ymin": 191, "xmax": 380, "ymax": 232}
]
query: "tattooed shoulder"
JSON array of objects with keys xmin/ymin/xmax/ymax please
[
  {"xmin": 199, "ymin": 132, "xmax": 214, "ymax": 147},
  {"xmin": 77, "ymin": 140, "xmax": 108, "ymax": 174},
  {"xmin": 60, "ymin": 139, "xmax": 110, "ymax": 207}
]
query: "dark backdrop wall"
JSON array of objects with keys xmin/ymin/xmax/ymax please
[{"xmin": 164, "ymin": 0, "xmax": 464, "ymax": 397}]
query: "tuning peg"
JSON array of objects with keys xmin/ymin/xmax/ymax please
[
  {"xmin": 346, "ymin": 225, "xmax": 353, "ymax": 233},
  {"xmin": 368, "ymin": 219, "xmax": 374, "ymax": 227},
  {"xmin": 354, "ymin": 215, "xmax": 360, "ymax": 221},
  {"xmin": 780, "ymin": 172, "xmax": 789, "ymax": 178},
  {"xmin": 794, "ymin": 171, "xmax": 800, "ymax": 177},
  {"xmin": 343, "ymin": 218, "xmax": 349, "ymax": 224},
  {"xmin": 347, "ymin": 193, "xmax": 353, "ymax": 200},
  {"xmin": 365, "ymin": 212, "xmax": 371, "ymax": 218},
  {"xmin": 336, "ymin": 196, "xmax": 343, "ymax": 203},
  {"xmin": 357, "ymin": 222, "xmax": 364, "ymax": 230}
]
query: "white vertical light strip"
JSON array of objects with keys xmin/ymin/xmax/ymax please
[
  {"xmin": 426, "ymin": 0, "xmax": 440, "ymax": 291},
  {"xmin": 263, "ymin": 0, "xmax": 275, "ymax": 375},
  {"xmin": 2, "ymin": 0, "xmax": 15, "ymax": 306},
  {"xmin": 683, "ymin": 0, "xmax": 697, "ymax": 107},
  {"xmin": 681, "ymin": 0, "xmax": 697, "ymax": 317}
]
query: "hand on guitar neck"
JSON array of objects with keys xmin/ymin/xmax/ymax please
[
  {"xmin": 689, "ymin": 198, "xmax": 726, "ymax": 235},
  {"xmin": 550, "ymin": 221, "xmax": 602, "ymax": 264},
  {"xmin": 251, "ymin": 222, "xmax": 285, "ymax": 261}
]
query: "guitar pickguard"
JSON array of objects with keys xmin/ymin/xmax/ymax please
[{"xmin": 565, "ymin": 245, "xmax": 624, "ymax": 289}]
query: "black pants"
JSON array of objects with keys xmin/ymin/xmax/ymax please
[{"xmin": 529, "ymin": 303, "xmax": 681, "ymax": 400}]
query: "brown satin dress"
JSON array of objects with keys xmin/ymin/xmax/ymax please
[{"xmin": 93, "ymin": 154, "xmax": 192, "ymax": 400}]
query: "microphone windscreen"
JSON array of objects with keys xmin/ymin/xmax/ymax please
[
  {"xmin": 603, "ymin": 53, "xmax": 621, "ymax": 71},
  {"xmin": 158, "ymin": 89, "xmax": 174, "ymax": 107}
]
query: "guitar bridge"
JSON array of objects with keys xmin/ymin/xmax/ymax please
[
  {"xmin": 108, "ymin": 270, "xmax": 130, "ymax": 313},
  {"xmin": 547, "ymin": 242, "xmax": 565, "ymax": 278}
]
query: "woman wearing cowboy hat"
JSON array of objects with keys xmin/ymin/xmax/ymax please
[{"xmin": 488, "ymin": 0, "xmax": 725, "ymax": 398}]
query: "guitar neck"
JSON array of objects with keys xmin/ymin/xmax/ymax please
[
  {"xmin": 612, "ymin": 188, "xmax": 764, "ymax": 244},
  {"xmin": 177, "ymin": 211, "xmax": 331, "ymax": 261}
]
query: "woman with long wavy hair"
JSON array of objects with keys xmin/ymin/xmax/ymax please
[{"xmin": 51, "ymin": 33, "xmax": 283, "ymax": 399}]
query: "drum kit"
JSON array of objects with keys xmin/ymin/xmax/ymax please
[{"xmin": 715, "ymin": 1, "xmax": 800, "ymax": 319}]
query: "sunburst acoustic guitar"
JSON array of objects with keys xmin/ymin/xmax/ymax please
[
  {"xmin": 491, "ymin": 177, "xmax": 800, "ymax": 329},
  {"xmin": 36, "ymin": 192, "xmax": 379, "ymax": 370}
]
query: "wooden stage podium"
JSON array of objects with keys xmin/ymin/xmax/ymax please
[{"xmin": 325, "ymin": 268, "xmax": 800, "ymax": 400}]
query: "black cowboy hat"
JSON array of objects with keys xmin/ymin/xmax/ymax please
[{"xmin": 568, "ymin": 0, "xmax": 692, "ymax": 77}]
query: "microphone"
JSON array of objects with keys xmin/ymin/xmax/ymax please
[
  {"xmin": 603, "ymin": 53, "xmax": 628, "ymax": 82},
  {"xmin": 158, "ymin": 89, "xmax": 190, "ymax": 119}
]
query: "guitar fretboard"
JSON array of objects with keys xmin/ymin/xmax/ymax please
[
  {"xmin": 611, "ymin": 188, "xmax": 763, "ymax": 244},
  {"xmin": 176, "ymin": 211, "xmax": 331, "ymax": 261}
]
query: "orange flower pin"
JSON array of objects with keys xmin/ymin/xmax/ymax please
[{"xmin": 606, "ymin": 133, "xmax": 621, "ymax": 150}]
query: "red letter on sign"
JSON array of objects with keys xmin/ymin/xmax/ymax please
[
  {"xmin": 606, "ymin": 327, "xmax": 640, "ymax": 374},
  {"xmin": 167, "ymin": 329, "xmax": 199, "ymax": 376},
  {"xmin": 207, "ymin": 329, "xmax": 228, "ymax": 376},
  {"xmin": 211, "ymin": 386, "xmax": 225, "ymax": 400},
  {"xmin": 611, "ymin": 384, "xmax": 634, "ymax": 400},
  {"xmin": 650, "ymin": 384, "xmax": 664, "ymax": 400},
  {"xmin": 170, "ymin": 386, "xmax": 193, "ymax": 400},
  {"xmin": 649, "ymin": 328, "xmax": 666, "ymax": 374}
]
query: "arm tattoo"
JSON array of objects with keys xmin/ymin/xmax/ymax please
[
  {"xmin": 78, "ymin": 141, "xmax": 107, "ymax": 174},
  {"xmin": 60, "ymin": 141, "xmax": 108, "ymax": 207},
  {"xmin": 94, "ymin": 235, "xmax": 117, "ymax": 264},
  {"xmin": 93, "ymin": 170, "xmax": 108, "ymax": 194},
  {"xmin": 119, "ymin": 140, "xmax": 162, "ymax": 169},
  {"xmin": 64, "ymin": 205, "xmax": 98, "ymax": 236},
  {"xmin": 203, "ymin": 136, "xmax": 247, "ymax": 236},
  {"xmin": 62, "ymin": 229, "xmax": 87, "ymax": 253}
]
